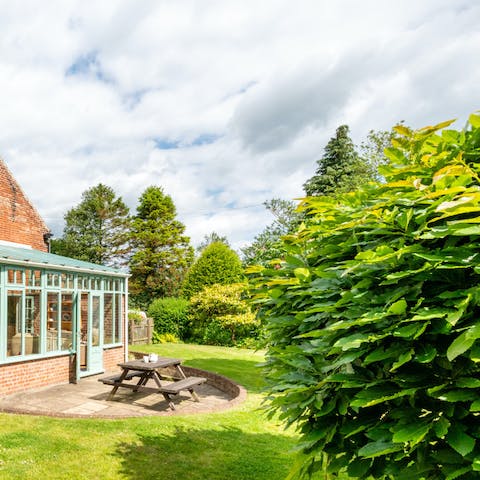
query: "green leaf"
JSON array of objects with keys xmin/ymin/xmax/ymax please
[
  {"xmin": 392, "ymin": 422, "xmax": 430, "ymax": 446},
  {"xmin": 358, "ymin": 441, "xmax": 403, "ymax": 459},
  {"xmin": 435, "ymin": 390, "xmax": 478, "ymax": 402},
  {"xmin": 347, "ymin": 458, "xmax": 371, "ymax": 477},
  {"xmin": 472, "ymin": 457, "xmax": 480, "ymax": 471},
  {"xmin": 445, "ymin": 466, "xmax": 473, "ymax": 480},
  {"xmin": 333, "ymin": 333, "xmax": 369, "ymax": 350},
  {"xmin": 433, "ymin": 417, "xmax": 450, "ymax": 438},
  {"xmin": 470, "ymin": 400, "xmax": 480, "ymax": 412},
  {"xmin": 390, "ymin": 349, "xmax": 413, "ymax": 372},
  {"xmin": 387, "ymin": 299, "xmax": 407, "ymax": 316},
  {"xmin": 469, "ymin": 112, "xmax": 480, "ymax": 128},
  {"xmin": 455, "ymin": 377, "xmax": 480, "ymax": 388},
  {"xmin": 446, "ymin": 425, "xmax": 476, "ymax": 456},
  {"xmin": 351, "ymin": 385, "xmax": 417, "ymax": 408},
  {"xmin": 294, "ymin": 267, "xmax": 310, "ymax": 281},
  {"xmin": 415, "ymin": 344, "xmax": 437, "ymax": 363},
  {"xmin": 447, "ymin": 324, "xmax": 480, "ymax": 361}
]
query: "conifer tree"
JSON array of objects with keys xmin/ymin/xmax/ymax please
[
  {"xmin": 129, "ymin": 186, "xmax": 193, "ymax": 307},
  {"xmin": 303, "ymin": 125, "xmax": 372, "ymax": 196},
  {"xmin": 51, "ymin": 183, "xmax": 130, "ymax": 267}
]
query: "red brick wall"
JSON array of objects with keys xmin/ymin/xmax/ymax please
[
  {"xmin": 0, "ymin": 355, "xmax": 72, "ymax": 396},
  {"xmin": 103, "ymin": 346, "xmax": 126, "ymax": 371},
  {"xmin": 0, "ymin": 160, "xmax": 50, "ymax": 251}
]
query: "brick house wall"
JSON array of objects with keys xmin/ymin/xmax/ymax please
[
  {"xmin": 0, "ymin": 355, "xmax": 72, "ymax": 396},
  {"xmin": 0, "ymin": 159, "xmax": 50, "ymax": 251}
]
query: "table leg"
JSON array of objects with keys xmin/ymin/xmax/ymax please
[
  {"xmin": 108, "ymin": 369, "xmax": 129, "ymax": 400},
  {"xmin": 151, "ymin": 371, "xmax": 176, "ymax": 410}
]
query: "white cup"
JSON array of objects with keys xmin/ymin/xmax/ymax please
[{"xmin": 143, "ymin": 355, "xmax": 149, "ymax": 363}]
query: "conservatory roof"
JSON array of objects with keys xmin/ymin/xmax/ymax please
[{"xmin": 0, "ymin": 244, "xmax": 128, "ymax": 277}]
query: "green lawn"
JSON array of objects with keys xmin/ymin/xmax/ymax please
[{"xmin": 0, "ymin": 344, "xmax": 304, "ymax": 480}]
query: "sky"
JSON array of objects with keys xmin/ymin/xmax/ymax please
[{"xmin": 0, "ymin": 1, "xmax": 479, "ymax": 252}]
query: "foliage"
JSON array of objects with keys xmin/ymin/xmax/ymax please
[
  {"xmin": 148, "ymin": 297, "xmax": 189, "ymax": 339},
  {"xmin": 248, "ymin": 113, "xmax": 480, "ymax": 479},
  {"xmin": 128, "ymin": 309, "xmax": 146, "ymax": 325},
  {"xmin": 196, "ymin": 231, "xmax": 230, "ymax": 254},
  {"xmin": 303, "ymin": 124, "xmax": 374, "ymax": 196},
  {"xmin": 359, "ymin": 127, "xmax": 398, "ymax": 182},
  {"xmin": 51, "ymin": 183, "xmax": 130, "ymax": 267},
  {"xmin": 241, "ymin": 198, "xmax": 302, "ymax": 267},
  {"xmin": 182, "ymin": 241, "xmax": 244, "ymax": 299},
  {"xmin": 129, "ymin": 186, "xmax": 194, "ymax": 307},
  {"xmin": 188, "ymin": 283, "xmax": 259, "ymax": 346},
  {"xmin": 152, "ymin": 332, "xmax": 180, "ymax": 344}
]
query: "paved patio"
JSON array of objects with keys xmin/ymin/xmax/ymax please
[{"xmin": 0, "ymin": 369, "xmax": 246, "ymax": 418}]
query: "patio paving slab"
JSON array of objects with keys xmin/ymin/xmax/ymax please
[{"xmin": 0, "ymin": 370, "xmax": 245, "ymax": 418}]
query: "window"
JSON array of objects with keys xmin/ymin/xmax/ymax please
[
  {"xmin": 104, "ymin": 293, "xmax": 114, "ymax": 344},
  {"xmin": 115, "ymin": 293, "xmax": 123, "ymax": 343},
  {"xmin": 7, "ymin": 269, "xmax": 23, "ymax": 285},
  {"xmin": 26, "ymin": 270, "xmax": 41, "ymax": 287},
  {"xmin": 7, "ymin": 290, "xmax": 22, "ymax": 357},
  {"xmin": 47, "ymin": 273, "xmax": 60, "ymax": 288}
]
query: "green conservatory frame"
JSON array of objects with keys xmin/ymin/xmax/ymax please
[{"xmin": 0, "ymin": 244, "xmax": 129, "ymax": 380}]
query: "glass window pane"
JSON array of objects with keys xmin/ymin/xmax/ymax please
[
  {"xmin": 92, "ymin": 296, "xmax": 100, "ymax": 347},
  {"xmin": 104, "ymin": 293, "xmax": 114, "ymax": 344},
  {"xmin": 8, "ymin": 269, "xmax": 23, "ymax": 284},
  {"xmin": 47, "ymin": 292, "xmax": 59, "ymax": 351},
  {"xmin": 26, "ymin": 269, "xmax": 42, "ymax": 287},
  {"xmin": 25, "ymin": 290, "xmax": 41, "ymax": 355},
  {"xmin": 7, "ymin": 290, "xmax": 22, "ymax": 357},
  {"xmin": 60, "ymin": 293, "xmax": 73, "ymax": 350},
  {"xmin": 115, "ymin": 293, "xmax": 123, "ymax": 344},
  {"xmin": 47, "ymin": 273, "xmax": 60, "ymax": 288}
]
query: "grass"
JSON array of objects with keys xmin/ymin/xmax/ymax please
[{"xmin": 0, "ymin": 343, "xmax": 304, "ymax": 480}]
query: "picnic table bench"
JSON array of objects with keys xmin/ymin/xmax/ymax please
[{"xmin": 98, "ymin": 357, "xmax": 206, "ymax": 410}]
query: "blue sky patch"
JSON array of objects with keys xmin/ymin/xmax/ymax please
[
  {"xmin": 65, "ymin": 51, "xmax": 112, "ymax": 83},
  {"xmin": 154, "ymin": 138, "xmax": 180, "ymax": 150}
]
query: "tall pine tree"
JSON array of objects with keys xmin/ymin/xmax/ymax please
[
  {"xmin": 129, "ymin": 186, "xmax": 193, "ymax": 307},
  {"xmin": 303, "ymin": 125, "xmax": 372, "ymax": 196},
  {"xmin": 51, "ymin": 183, "xmax": 130, "ymax": 267}
]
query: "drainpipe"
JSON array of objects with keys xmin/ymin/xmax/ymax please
[{"xmin": 43, "ymin": 232, "xmax": 53, "ymax": 252}]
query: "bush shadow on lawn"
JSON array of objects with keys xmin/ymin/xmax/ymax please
[{"xmin": 115, "ymin": 426, "xmax": 293, "ymax": 480}]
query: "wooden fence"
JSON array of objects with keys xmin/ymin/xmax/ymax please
[{"xmin": 128, "ymin": 317, "xmax": 154, "ymax": 345}]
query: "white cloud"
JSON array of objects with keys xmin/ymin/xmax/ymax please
[{"xmin": 0, "ymin": 0, "xmax": 479, "ymax": 251}]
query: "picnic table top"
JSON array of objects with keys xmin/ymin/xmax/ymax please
[{"xmin": 118, "ymin": 357, "xmax": 183, "ymax": 371}]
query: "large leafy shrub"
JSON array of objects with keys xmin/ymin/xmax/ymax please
[
  {"xmin": 147, "ymin": 297, "xmax": 189, "ymax": 339},
  {"xmin": 189, "ymin": 283, "xmax": 259, "ymax": 346},
  {"xmin": 182, "ymin": 242, "xmax": 244, "ymax": 298},
  {"xmin": 249, "ymin": 114, "xmax": 480, "ymax": 479}
]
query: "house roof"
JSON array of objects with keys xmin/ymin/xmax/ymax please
[{"xmin": 0, "ymin": 244, "xmax": 128, "ymax": 277}]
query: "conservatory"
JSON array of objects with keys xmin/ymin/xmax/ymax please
[{"xmin": 0, "ymin": 244, "xmax": 128, "ymax": 396}]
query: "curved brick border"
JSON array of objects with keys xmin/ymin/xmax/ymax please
[
  {"xmin": 0, "ymin": 353, "xmax": 248, "ymax": 419},
  {"xmin": 129, "ymin": 350, "xmax": 248, "ymax": 415}
]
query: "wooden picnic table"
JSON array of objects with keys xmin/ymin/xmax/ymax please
[{"xmin": 99, "ymin": 357, "xmax": 206, "ymax": 410}]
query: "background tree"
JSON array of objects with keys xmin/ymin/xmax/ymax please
[
  {"xmin": 196, "ymin": 231, "xmax": 230, "ymax": 254},
  {"xmin": 182, "ymin": 241, "xmax": 243, "ymax": 299},
  {"xmin": 242, "ymin": 198, "xmax": 302, "ymax": 267},
  {"xmin": 51, "ymin": 183, "xmax": 130, "ymax": 267},
  {"xmin": 359, "ymin": 126, "xmax": 400, "ymax": 181},
  {"xmin": 129, "ymin": 186, "xmax": 194, "ymax": 307},
  {"xmin": 303, "ymin": 124, "xmax": 373, "ymax": 196}
]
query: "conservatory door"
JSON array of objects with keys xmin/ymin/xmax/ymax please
[{"xmin": 79, "ymin": 293, "xmax": 104, "ymax": 376}]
